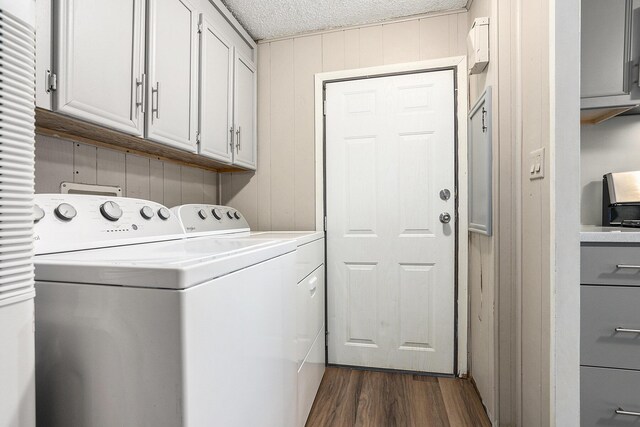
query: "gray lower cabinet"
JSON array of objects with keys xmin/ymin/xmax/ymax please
[
  {"xmin": 582, "ymin": 366, "xmax": 640, "ymax": 425},
  {"xmin": 581, "ymin": 244, "xmax": 640, "ymax": 426}
]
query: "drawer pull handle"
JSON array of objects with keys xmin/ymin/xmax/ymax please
[
  {"xmin": 616, "ymin": 264, "xmax": 640, "ymax": 269},
  {"xmin": 615, "ymin": 327, "xmax": 640, "ymax": 334},
  {"xmin": 308, "ymin": 276, "xmax": 318, "ymax": 295},
  {"xmin": 616, "ymin": 408, "xmax": 640, "ymax": 417}
]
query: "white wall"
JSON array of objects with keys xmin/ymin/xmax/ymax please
[
  {"xmin": 221, "ymin": 10, "xmax": 469, "ymax": 231},
  {"xmin": 35, "ymin": 134, "xmax": 219, "ymax": 206},
  {"xmin": 581, "ymin": 116, "xmax": 640, "ymax": 225}
]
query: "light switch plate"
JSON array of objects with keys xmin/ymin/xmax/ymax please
[{"xmin": 529, "ymin": 147, "xmax": 545, "ymax": 180}]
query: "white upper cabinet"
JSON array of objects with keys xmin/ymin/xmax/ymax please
[
  {"xmin": 39, "ymin": 0, "xmax": 257, "ymax": 169},
  {"xmin": 146, "ymin": 0, "xmax": 199, "ymax": 152},
  {"xmin": 54, "ymin": 0, "xmax": 146, "ymax": 136},
  {"xmin": 198, "ymin": 16, "xmax": 233, "ymax": 163},
  {"xmin": 233, "ymin": 51, "xmax": 257, "ymax": 170}
]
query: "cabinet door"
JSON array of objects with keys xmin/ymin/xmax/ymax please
[
  {"xmin": 233, "ymin": 51, "xmax": 257, "ymax": 170},
  {"xmin": 36, "ymin": 0, "xmax": 53, "ymax": 110},
  {"xmin": 147, "ymin": 0, "xmax": 199, "ymax": 152},
  {"xmin": 581, "ymin": 0, "xmax": 633, "ymax": 99},
  {"xmin": 54, "ymin": 0, "xmax": 145, "ymax": 136},
  {"xmin": 198, "ymin": 17, "xmax": 233, "ymax": 163}
]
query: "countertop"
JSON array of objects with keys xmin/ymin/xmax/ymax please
[{"xmin": 581, "ymin": 225, "xmax": 640, "ymax": 243}]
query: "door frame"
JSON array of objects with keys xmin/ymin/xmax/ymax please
[{"xmin": 314, "ymin": 56, "xmax": 469, "ymax": 376}]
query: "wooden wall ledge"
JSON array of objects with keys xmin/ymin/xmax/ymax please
[{"xmin": 35, "ymin": 108, "xmax": 246, "ymax": 173}]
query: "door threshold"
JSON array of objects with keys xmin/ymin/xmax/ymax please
[{"xmin": 327, "ymin": 363, "xmax": 457, "ymax": 379}]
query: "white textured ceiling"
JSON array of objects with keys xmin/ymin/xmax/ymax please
[{"xmin": 220, "ymin": 0, "xmax": 468, "ymax": 40}]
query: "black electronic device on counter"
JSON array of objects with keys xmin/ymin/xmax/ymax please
[{"xmin": 603, "ymin": 171, "xmax": 640, "ymax": 227}]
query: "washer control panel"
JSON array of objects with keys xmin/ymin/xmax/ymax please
[
  {"xmin": 172, "ymin": 204, "xmax": 250, "ymax": 235},
  {"xmin": 34, "ymin": 194, "xmax": 185, "ymax": 254}
]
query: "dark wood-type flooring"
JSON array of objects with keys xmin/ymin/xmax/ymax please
[{"xmin": 306, "ymin": 367, "xmax": 491, "ymax": 427}]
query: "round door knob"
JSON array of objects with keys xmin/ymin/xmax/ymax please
[
  {"xmin": 54, "ymin": 203, "xmax": 77, "ymax": 222},
  {"xmin": 140, "ymin": 206, "xmax": 154, "ymax": 220},
  {"xmin": 212, "ymin": 208, "xmax": 223, "ymax": 220},
  {"xmin": 439, "ymin": 189, "xmax": 451, "ymax": 201},
  {"xmin": 198, "ymin": 209, "xmax": 208, "ymax": 220},
  {"xmin": 158, "ymin": 207, "xmax": 171, "ymax": 220},
  {"xmin": 100, "ymin": 201, "xmax": 123, "ymax": 222},
  {"xmin": 439, "ymin": 212, "xmax": 452, "ymax": 224},
  {"xmin": 233, "ymin": 212, "xmax": 241, "ymax": 220},
  {"xmin": 227, "ymin": 211, "xmax": 234, "ymax": 219},
  {"xmin": 34, "ymin": 204, "xmax": 45, "ymax": 223}
]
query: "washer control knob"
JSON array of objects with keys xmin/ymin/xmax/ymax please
[
  {"xmin": 233, "ymin": 212, "xmax": 241, "ymax": 220},
  {"xmin": 158, "ymin": 207, "xmax": 171, "ymax": 220},
  {"xmin": 140, "ymin": 206, "xmax": 154, "ymax": 220},
  {"xmin": 34, "ymin": 205, "xmax": 45, "ymax": 223},
  {"xmin": 198, "ymin": 209, "xmax": 208, "ymax": 220},
  {"xmin": 212, "ymin": 208, "xmax": 223, "ymax": 220},
  {"xmin": 227, "ymin": 210, "xmax": 234, "ymax": 219},
  {"xmin": 100, "ymin": 201, "xmax": 123, "ymax": 222},
  {"xmin": 54, "ymin": 203, "xmax": 77, "ymax": 222}
]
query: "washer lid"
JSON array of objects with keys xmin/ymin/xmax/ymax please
[
  {"xmin": 35, "ymin": 237, "xmax": 296, "ymax": 290},
  {"xmin": 248, "ymin": 231, "xmax": 324, "ymax": 246}
]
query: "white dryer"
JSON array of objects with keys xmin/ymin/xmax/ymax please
[
  {"xmin": 33, "ymin": 195, "xmax": 297, "ymax": 427},
  {"xmin": 172, "ymin": 204, "xmax": 325, "ymax": 427}
]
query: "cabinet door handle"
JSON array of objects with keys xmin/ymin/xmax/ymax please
[
  {"xmin": 616, "ymin": 408, "xmax": 640, "ymax": 417},
  {"xmin": 308, "ymin": 276, "xmax": 318, "ymax": 295},
  {"xmin": 152, "ymin": 82, "xmax": 160, "ymax": 120},
  {"xmin": 136, "ymin": 74, "xmax": 146, "ymax": 114},
  {"xmin": 615, "ymin": 327, "xmax": 640, "ymax": 334},
  {"xmin": 229, "ymin": 126, "xmax": 234, "ymax": 153},
  {"xmin": 235, "ymin": 126, "xmax": 241, "ymax": 151},
  {"xmin": 616, "ymin": 264, "xmax": 640, "ymax": 269}
]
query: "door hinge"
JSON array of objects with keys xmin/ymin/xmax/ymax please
[
  {"xmin": 197, "ymin": 23, "xmax": 203, "ymax": 34},
  {"xmin": 46, "ymin": 70, "xmax": 57, "ymax": 93},
  {"xmin": 323, "ymin": 99, "xmax": 327, "ymax": 116},
  {"xmin": 324, "ymin": 216, "xmax": 327, "ymax": 231},
  {"xmin": 196, "ymin": 131, "xmax": 201, "ymax": 144}
]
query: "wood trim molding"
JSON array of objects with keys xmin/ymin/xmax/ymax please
[
  {"xmin": 35, "ymin": 108, "xmax": 245, "ymax": 173},
  {"xmin": 256, "ymin": 8, "xmax": 468, "ymax": 44}
]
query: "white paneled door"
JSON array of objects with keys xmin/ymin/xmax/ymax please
[{"xmin": 326, "ymin": 70, "xmax": 456, "ymax": 374}]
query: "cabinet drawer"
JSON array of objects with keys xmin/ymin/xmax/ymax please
[
  {"xmin": 582, "ymin": 286, "xmax": 640, "ymax": 370},
  {"xmin": 297, "ymin": 327, "xmax": 325, "ymax": 427},
  {"xmin": 296, "ymin": 238, "xmax": 324, "ymax": 283},
  {"xmin": 581, "ymin": 366, "xmax": 640, "ymax": 426},
  {"xmin": 297, "ymin": 266, "xmax": 324, "ymax": 365},
  {"xmin": 581, "ymin": 245, "xmax": 640, "ymax": 286}
]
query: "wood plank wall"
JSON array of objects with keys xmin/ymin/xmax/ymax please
[
  {"xmin": 35, "ymin": 134, "xmax": 219, "ymax": 206},
  {"xmin": 465, "ymin": 0, "xmax": 498, "ymax": 425},
  {"xmin": 221, "ymin": 11, "xmax": 469, "ymax": 231}
]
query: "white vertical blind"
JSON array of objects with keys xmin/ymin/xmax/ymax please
[{"xmin": 0, "ymin": 9, "xmax": 36, "ymax": 302}]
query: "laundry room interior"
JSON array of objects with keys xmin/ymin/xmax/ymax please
[{"xmin": 9, "ymin": 0, "xmax": 637, "ymax": 426}]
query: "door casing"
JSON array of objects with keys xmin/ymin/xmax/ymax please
[{"xmin": 314, "ymin": 57, "xmax": 469, "ymax": 376}]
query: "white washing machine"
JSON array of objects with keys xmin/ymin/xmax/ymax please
[
  {"xmin": 33, "ymin": 194, "xmax": 297, "ymax": 427},
  {"xmin": 172, "ymin": 204, "xmax": 325, "ymax": 427}
]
